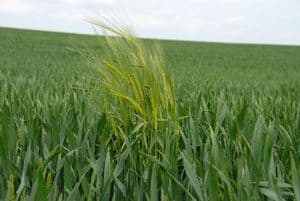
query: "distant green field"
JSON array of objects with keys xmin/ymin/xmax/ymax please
[{"xmin": 1, "ymin": 27, "xmax": 300, "ymax": 200}]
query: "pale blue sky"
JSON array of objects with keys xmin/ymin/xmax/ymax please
[{"xmin": 1, "ymin": 0, "xmax": 300, "ymax": 45}]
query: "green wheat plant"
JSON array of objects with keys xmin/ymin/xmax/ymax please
[{"xmin": 88, "ymin": 20, "xmax": 179, "ymax": 151}]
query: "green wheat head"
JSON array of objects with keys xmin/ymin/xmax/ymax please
[{"xmin": 89, "ymin": 20, "xmax": 179, "ymax": 142}]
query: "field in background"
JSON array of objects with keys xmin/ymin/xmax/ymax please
[{"xmin": 1, "ymin": 27, "xmax": 300, "ymax": 200}]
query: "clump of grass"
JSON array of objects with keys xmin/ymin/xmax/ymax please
[{"xmin": 89, "ymin": 20, "xmax": 179, "ymax": 148}]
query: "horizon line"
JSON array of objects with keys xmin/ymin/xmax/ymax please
[{"xmin": 1, "ymin": 25, "xmax": 300, "ymax": 47}]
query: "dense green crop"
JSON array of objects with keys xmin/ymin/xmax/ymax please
[{"xmin": 0, "ymin": 27, "xmax": 300, "ymax": 201}]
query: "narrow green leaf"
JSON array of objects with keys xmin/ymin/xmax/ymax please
[
  {"xmin": 291, "ymin": 154, "xmax": 300, "ymax": 201},
  {"xmin": 150, "ymin": 164, "xmax": 158, "ymax": 201},
  {"xmin": 181, "ymin": 151, "xmax": 203, "ymax": 201}
]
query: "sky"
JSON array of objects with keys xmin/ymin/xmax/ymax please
[{"xmin": 0, "ymin": 0, "xmax": 300, "ymax": 45}]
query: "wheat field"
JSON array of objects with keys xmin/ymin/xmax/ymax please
[{"xmin": 0, "ymin": 26, "xmax": 300, "ymax": 200}]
